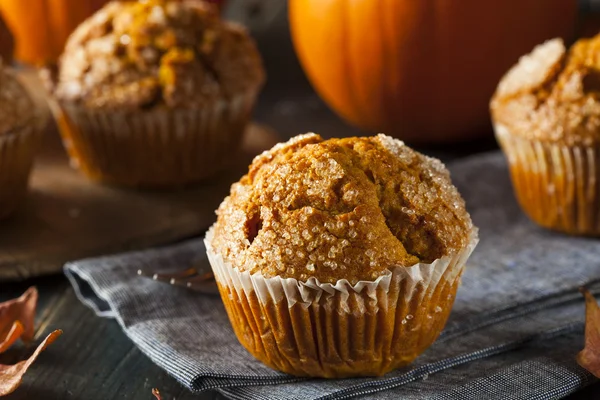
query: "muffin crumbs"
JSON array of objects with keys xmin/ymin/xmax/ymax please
[{"xmin": 210, "ymin": 134, "xmax": 473, "ymax": 284}]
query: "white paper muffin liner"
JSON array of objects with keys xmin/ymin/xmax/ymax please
[
  {"xmin": 48, "ymin": 92, "xmax": 257, "ymax": 188},
  {"xmin": 0, "ymin": 125, "xmax": 42, "ymax": 220},
  {"xmin": 205, "ymin": 225, "xmax": 479, "ymax": 378},
  {"xmin": 495, "ymin": 124, "xmax": 600, "ymax": 235}
]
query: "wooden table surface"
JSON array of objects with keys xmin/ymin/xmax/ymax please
[{"xmin": 1, "ymin": 4, "xmax": 599, "ymax": 399}]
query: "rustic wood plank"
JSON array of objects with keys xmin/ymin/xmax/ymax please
[{"xmin": 0, "ymin": 278, "xmax": 223, "ymax": 399}]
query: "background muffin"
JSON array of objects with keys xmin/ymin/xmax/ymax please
[
  {"xmin": 491, "ymin": 35, "xmax": 600, "ymax": 235},
  {"xmin": 0, "ymin": 65, "xmax": 42, "ymax": 219},
  {"xmin": 206, "ymin": 133, "xmax": 478, "ymax": 378},
  {"xmin": 46, "ymin": 0, "xmax": 265, "ymax": 188}
]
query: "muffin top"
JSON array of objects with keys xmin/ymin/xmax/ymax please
[
  {"xmin": 210, "ymin": 133, "xmax": 474, "ymax": 285},
  {"xmin": 51, "ymin": 0, "xmax": 264, "ymax": 110},
  {"xmin": 0, "ymin": 66, "xmax": 35, "ymax": 135},
  {"xmin": 491, "ymin": 35, "xmax": 600, "ymax": 146}
]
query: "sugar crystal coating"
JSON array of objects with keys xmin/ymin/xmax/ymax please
[
  {"xmin": 492, "ymin": 34, "xmax": 600, "ymax": 145},
  {"xmin": 51, "ymin": 0, "xmax": 264, "ymax": 109},
  {"xmin": 211, "ymin": 134, "xmax": 474, "ymax": 284}
]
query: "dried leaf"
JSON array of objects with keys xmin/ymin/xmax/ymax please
[
  {"xmin": 0, "ymin": 322, "xmax": 24, "ymax": 354},
  {"xmin": 0, "ymin": 287, "xmax": 38, "ymax": 345},
  {"xmin": 0, "ymin": 329, "xmax": 62, "ymax": 396},
  {"xmin": 577, "ymin": 288, "xmax": 600, "ymax": 377},
  {"xmin": 152, "ymin": 388, "xmax": 162, "ymax": 400}
]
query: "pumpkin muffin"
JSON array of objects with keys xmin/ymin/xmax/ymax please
[
  {"xmin": 491, "ymin": 35, "xmax": 600, "ymax": 235},
  {"xmin": 44, "ymin": 0, "xmax": 264, "ymax": 188},
  {"xmin": 0, "ymin": 65, "xmax": 42, "ymax": 219},
  {"xmin": 205, "ymin": 133, "xmax": 478, "ymax": 378}
]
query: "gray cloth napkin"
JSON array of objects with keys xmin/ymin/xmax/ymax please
[{"xmin": 64, "ymin": 152, "xmax": 600, "ymax": 399}]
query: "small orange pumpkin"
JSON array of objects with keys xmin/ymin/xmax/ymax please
[
  {"xmin": 0, "ymin": 0, "xmax": 108, "ymax": 65},
  {"xmin": 289, "ymin": 0, "xmax": 578, "ymax": 143},
  {"xmin": 0, "ymin": 10, "xmax": 12, "ymax": 63}
]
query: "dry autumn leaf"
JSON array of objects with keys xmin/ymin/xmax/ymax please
[
  {"xmin": 577, "ymin": 288, "xmax": 600, "ymax": 378},
  {"xmin": 0, "ymin": 288, "xmax": 61, "ymax": 397},
  {"xmin": 0, "ymin": 287, "xmax": 37, "ymax": 347},
  {"xmin": 0, "ymin": 329, "xmax": 62, "ymax": 396},
  {"xmin": 0, "ymin": 322, "xmax": 24, "ymax": 354},
  {"xmin": 152, "ymin": 388, "xmax": 163, "ymax": 400}
]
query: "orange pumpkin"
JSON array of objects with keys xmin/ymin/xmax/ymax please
[
  {"xmin": 289, "ymin": 0, "xmax": 578, "ymax": 143},
  {"xmin": 0, "ymin": 0, "xmax": 108, "ymax": 65},
  {"xmin": 0, "ymin": 10, "xmax": 12, "ymax": 63}
]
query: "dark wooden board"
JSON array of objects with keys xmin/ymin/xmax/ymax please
[
  {"xmin": 1, "ymin": 277, "xmax": 222, "ymax": 400},
  {"xmin": 0, "ymin": 73, "xmax": 279, "ymax": 281}
]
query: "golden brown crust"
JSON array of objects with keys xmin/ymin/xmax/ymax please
[
  {"xmin": 52, "ymin": 0, "xmax": 264, "ymax": 110},
  {"xmin": 0, "ymin": 66, "xmax": 35, "ymax": 135},
  {"xmin": 211, "ymin": 134, "xmax": 473, "ymax": 284},
  {"xmin": 491, "ymin": 36, "xmax": 600, "ymax": 146}
]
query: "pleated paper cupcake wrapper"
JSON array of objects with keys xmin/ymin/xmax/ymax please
[
  {"xmin": 0, "ymin": 125, "xmax": 42, "ymax": 219},
  {"xmin": 49, "ymin": 92, "xmax": 257, "ymax": 188},
  {"xmin": 205, "ymin": 226, "xmax": 479, "ymax": 378},
  {"xmin": 495, "ymin": 124, "xmax": 600, "ymax": 235}
]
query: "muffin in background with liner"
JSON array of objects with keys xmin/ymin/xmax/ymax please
[
  {"xmin": 44, "ymin": 0, "xmax": 264, "ymax": 188},
  {"xmin": 0, "ymin": 64, "xmax": 43, "ymax": 220},
  {"xmin": 492, "ymin": 34, "xmax": 600, "ymax": 235},
  {"xmin": 205, "ymin": 133, "xmax": 478, "ymax": 378}
]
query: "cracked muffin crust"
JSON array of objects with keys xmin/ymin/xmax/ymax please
[
  {"xmin": 51, "ymin": 0, "xmax": 264, "ymax": 110},
  {"xmin": 210, "ymin": 133, "xmax": 473, "ymax": 284},
  {"xmin": 491, "ymin": 36, "xmax": 600, "ymax": 146}
]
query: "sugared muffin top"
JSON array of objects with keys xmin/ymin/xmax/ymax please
[
  {"xmin": 0, "ymin": 66, "xmax": 35, "ymax": 135},
  {"xmin": 210, "ymin": 134, "xmax": 474, "ymax": 284},
  {"xmin": 491, "ymin": 35, "xmax": 600, "ymax": 146},
  {"xmin": 51, "ymin": 0, "xmax": 264, "ymax": 110}
]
